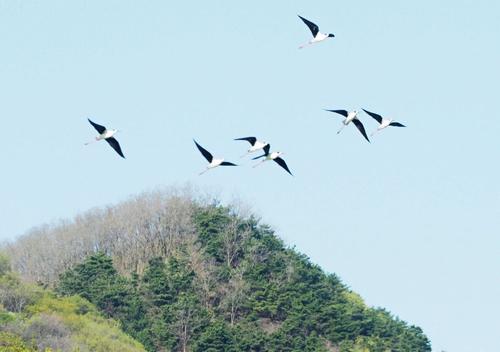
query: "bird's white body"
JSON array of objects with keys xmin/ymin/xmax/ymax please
[
  {"xmin": 194, "ymin": 139, "xmax": 237, "ymax": 175},
  {"xmin": 343, "ymin": 110, "xmax": 359, "ymax": 125},
  {"xmin": 208, "ymin": 158, "xmax": 225, "ymax": 169},
  {"xmin": 363, "ymin": 109, "xmax": 406, "ymax": 137},
  {"xmin": 199, "ymin": 158, "xmax": 227, "ymax": 175},
  {"xmin": 378, "ymin": 119, "xmax": 392, "ymax": 130},
  {"xmin": 311, "ymin": 32, "xmax": 329, "ymax": 43},
  {"xmin": 298, "ymin": 16, "xmax": 334, "ymax": 49},
  {"xmin": 251, "ymin": 143, "xmax": 292, "ymax": 175},
  {"xmin": 268, "ymin": 151, "xmax": 283, "ymax": 160},
  {"xmin": 255, "ymin": 151, "xmax": 283, "ymax": 166},
  {"xmin": 370, "ymin": 119, "xmax": 393, "ymax": 137},
  {"xmin": 327, "ymin": 109, "xmax": 370, "ymax": 142},
  {"xmin": 95, "ymin": 129, "xmax": 118, "ymax": 140},
  {"xmin": 86, "ymin": 119, "xmax": 125, "ymax": 158},
  {"xmin": 300, "ymin": 33, "xmax": 332, "ymax": 49},
  {"xmin": 337, "ymin": 110, "xmax": 359, "ymax": 134},
  {"xmin": 86, "ymin": 129, "xmax": 119, "ymax": 144},
  {"xmin": 236, "ymin": 138, "xmax": 268, "ymax": 158},
  {"xmin": 248, "ymin": 140, "xmax": 267, "ymax": 153}
]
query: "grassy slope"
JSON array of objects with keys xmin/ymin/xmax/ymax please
[{"xmin": 0, "ymin": 271, "xmax": 145, "ymax": 352}]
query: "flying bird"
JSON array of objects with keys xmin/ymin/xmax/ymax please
[
  {"xmin": 325, "ymin": 109, "xmax": 370, "ymax": 143},
  {"xmin": 234, "ymin": 136, "xmax": 269, "ymax": 158},
  {"xmin": 252, "ymin": 144, "xmax": 292, "ymax": 176},
  {"xmin": 85, "ymin": 119, "xmax": 125, "ymax": 158},
  {"xmin": 194, "ymin": 139, "xmax": 237, "ymax": 175},
  {"xmin": 362, "ymin": 109, "xmax": 406, "ymax": 136},
  {"xmin": 298, "ymin": 15, "xmax": 335, "ymax": 49}
]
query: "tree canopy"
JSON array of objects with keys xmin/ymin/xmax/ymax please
[{"xmin": 3, "ymin": 190, "xmax": 432, "ymax": 351}]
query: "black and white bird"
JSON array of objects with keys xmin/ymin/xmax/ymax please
[
  {"xmin": 252, "ymin": 144, "xmax": 292, "ymax": 176},
  {"xmin": 325, "ymin": 109, "xmax": 370, "ymax": 143},
  {"xmin": 234, "ymin": 136, "xmax": 268, "ymax": 158},
  {"xmin": 298, "ymin": 15, "xmax": 335, "ymax": 49},
  {"xmin": 85, "ymin": 119, "xmax": 125, "ymax": 158},
  {"xmin": 194, "ymin": 140, "xmax": 237, "ymax": 175},
  {"xmin": 362, "ymin": 109, "xmax": 406, "ymax": 136}
]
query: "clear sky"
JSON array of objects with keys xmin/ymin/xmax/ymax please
[{"xmin": 1, "ymin": 1, "xmax": 499, "ymax": 351}]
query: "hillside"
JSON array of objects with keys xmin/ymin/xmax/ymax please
[
  {"xmin": 2, "ymin": 189, "xmax": 431, "ymax": 351},
  {"xmin": 0, "ymin": 256, "xmax": 145, "ymax": 351}
]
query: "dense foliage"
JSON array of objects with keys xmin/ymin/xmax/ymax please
[
  {"xmin": 52, "ymin": 203, "xmax": 431, "ymax": 352},
  {"xmin": 0, "ymin": 254, "xmax": 145, "ymax": 352}
]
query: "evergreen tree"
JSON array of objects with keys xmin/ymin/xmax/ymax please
[{"xmin": 53, "ymin": 203, "xmax": 432, "ymax": 352}]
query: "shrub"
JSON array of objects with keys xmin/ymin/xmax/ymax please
[{"xmin": 22, "ymin": 313, "xmax": 75, "ymax": 351}]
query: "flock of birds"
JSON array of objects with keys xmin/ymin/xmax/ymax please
[{"xmin": 85, "ymin": 15, "xmax": 406, "ymax": 176}]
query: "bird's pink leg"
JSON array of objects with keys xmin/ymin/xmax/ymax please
[
  {"xmin": 199, "ymin": 168, "xmax": 210, "ymax": 176},
  {"xmin": 252, "ymin": 159, "xmax": 267, "ymax": 168},
  {"xmin": 298, "ymin": 41, "xmax": 311, "ymax": 49},
  {"xmin": 337, "ymin": 124, "xmax": 346, "ymax": 134},
  {"xmin": 84, "ymin": 137, "xmax": 100, "ymax": 145},
  {"xmin": 370, "ymin": 128, "xmax": 381, "ymax": 137}
]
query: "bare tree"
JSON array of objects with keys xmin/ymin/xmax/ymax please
[
  {"xmin": 0, "ymin": 274, "xmax": 41, "ymax": 313},
  {"xmin": 185, "ymin": 239, "xmax": 216, "ymax": 309},
  {"xmin": 220, "ymin": 267, "xmax": 249, "ymax": 326},
  {"xmin": 220, "ymin": 217, "xmax": 251, "ymax": 269},
  {"xmin": 3, "ymin": 186, "xmax": 198, "ymax": 286},
  {"xmin": 173, "ymin": 294, "xmax": 200, "ymax": 352}
]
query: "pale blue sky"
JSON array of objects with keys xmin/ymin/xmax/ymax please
[{"xmin": 1, "ymin": 1, "xmax": 499, "ymax": 351}]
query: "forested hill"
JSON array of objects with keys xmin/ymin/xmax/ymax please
[{"xmin": 2, "ymin": 189, "xmax": 432, "ymax": 351}]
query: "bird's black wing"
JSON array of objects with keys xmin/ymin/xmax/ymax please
[
  {"xmin": 362, "ymin": 109, "xmax": 383, "ymax": 124},
  {"xmin": 194, "ymin": 140, "xmax": 213, "ymax": 162},
  {"xmin": 389, "ymin": 122, "xmax": 406, "ymax": 127},
  {"xmin": 220, "ymin": 161, "xmax": 237, "ymax": 166},
  {"xmin": 88, "ymin": 119, "xmax": 106, "ymax": 134},
  {"xmin": 252, "ymin": 154, "xmax": 266, "ymax": 160},
  {"xmin": 105, "ymin": 137, "xmax": 125, "ymax": 158},
  {"xmin": 273, "ymin": 157, "xmax": 293, "ymax": 176},
  {"xmin": 263, "ymin": 143, "xmax": 270, "ymax": 155},
  {"xmin": 352, "ymin": 119, "xmax": 370, "ymax": 143},
  {"xmin": 325, "ymin": 109, "xmax": 349, "ymax": 117},
  {"xmin": 234, "ymin": 137, "xmax": 257, "ymax": 146},
  {"xmin": 298, "ymin": 15, "xmax": 319, "ymax": 37},
  {"xmin": 253, "ymin": 144, "xmax": 271, "ymax": 159}
]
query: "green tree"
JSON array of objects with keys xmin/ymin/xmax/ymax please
[
  {"xmin": 0, "ymin": 253, "xmax": 11, "ymax": 277},
  {"xmin": 193, "ymin": 320, "xmax": 235, "ymax": 352},
  {"xmin": 50, "ymin": 202, "xmax": 433, "ymax": 352}
]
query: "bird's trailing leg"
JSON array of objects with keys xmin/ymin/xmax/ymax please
[
  {"xmin": 298, "ymin": 41, "xmax": 312, "ymax": 49},
  {"xmin": 252, "ymin": 159, "xmax": 267, "ymax": 168},
  {"xmin": 337, "ymin": 124, "xmax": 346, "ymax": 134},
  {"xmin": 240, "ymin": 151, "xmax": 250, "ymax": 158},
  {"xmin": 199, "ymin": 168, "xmax": 210, "ymax": 176},
  {"xmin": 370, "ymin": 128, "xmax": 381, "ymax": 137},
  {"xmin": 84, "ymin": 137, "xmax": 100, "ymax": 145}
]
